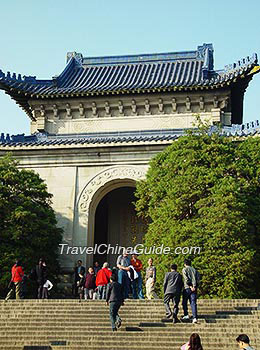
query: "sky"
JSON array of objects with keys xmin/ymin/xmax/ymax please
[{"xmin": 0, "ymin": 0, "xmax": 259, "ymax": 136}]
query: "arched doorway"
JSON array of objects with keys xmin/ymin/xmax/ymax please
[
  {"xmin": 93, "ymin": 186, "xmax": 146, "ymax": 267},
  {"xmin": 77, "ymin": 165, "xmax": 148, "ymax": 268}
]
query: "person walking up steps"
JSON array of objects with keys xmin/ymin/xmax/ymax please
[
  {"xmin": 106, "ymin": 274, "xmax": 124, "ymax": 332},
  {"xmin": 5, "ymin": 259, "xmax": 24, "ymax": 300},
  {"xmin": 163, "ymin": 263, "xmax": 183, "ymax": 323},
  {"xmin": 182, "ymin": 259, "xmax": 200, "ymax": 324}
]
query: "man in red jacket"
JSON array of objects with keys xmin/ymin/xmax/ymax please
[
  {"xmin": 95, "ymin": 262, "xmax": 112, "ymax": 299},
  {"xmin": 5, "ymin": 260, "xmax": 24, "ymax": 300}
]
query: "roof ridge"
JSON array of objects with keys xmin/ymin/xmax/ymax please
[{"xmin": 73, "ymin": 44, "xmax": 212, "ymax": 66}]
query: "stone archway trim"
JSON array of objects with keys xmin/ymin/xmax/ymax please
[{"xmin": 78, "ymin": 165, "xmax": 148, "ymax": 217}]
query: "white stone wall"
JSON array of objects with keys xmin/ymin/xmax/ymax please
[{"xmin": 4, "ymin": 144, "xmax": 163, "ymax": 272}]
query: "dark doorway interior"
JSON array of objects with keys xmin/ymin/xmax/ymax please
[{"xmin": 93, "ymin": 186, "xmax": 146, "ymax": 268}]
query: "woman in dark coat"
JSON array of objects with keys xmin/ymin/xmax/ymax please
[{"xmin": 35, "ymin": 258, "xmax": 47, "ymax": 299}]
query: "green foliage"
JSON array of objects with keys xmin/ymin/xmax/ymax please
[
  {"xmin": 0, "ymin": 154, "xmax": 63, "ymax": 297},
  {"xmin": 135, "ymin": 126, "xmax": 260, "ymax": 298}
]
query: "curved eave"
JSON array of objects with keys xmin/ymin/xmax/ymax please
[
  {"xmin": 5, "ymin": 90, "xmax": 34, "ymax": 120},
  {"xmin": 1, "ymin": 64, "xmax": 259, "ymax": 107},
  {"xmin": 14, "ymin": 74, "xmax": 256, "ymax": 100}
]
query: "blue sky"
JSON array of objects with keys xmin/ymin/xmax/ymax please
[{"xmin": 0, "ymin": 0, "xmax": 259, "ymax": 135}]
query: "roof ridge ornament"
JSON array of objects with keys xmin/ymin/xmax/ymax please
[
  {"xmin": 224, "ymin": 53, "xmax": 258, "ymax": 73},
  {"xmin": 198, "ymin": 43, "xmax": 214, "ymax": 79},
  {"xmin": 66, "ymin": 52, "xmax": 83, "ymax": 64},
  {"xmin": 197, "ymin": 43, "xmax": 213, "ymax": 59},
  {"xmin": 0, "ymin": 69, "xmax": 37, "ymax": 83},
  {"xmin": 35, "ymin": 132, "xmax": 48, "ymax": 141},
  {"xmin": 23, "ymin": 75, "xmax": 37, "ymax": 82}
]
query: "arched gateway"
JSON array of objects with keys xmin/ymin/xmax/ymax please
[
  {"xmin": 77, "ymin": 165, "xmax": 147, "ymax": 267},
  {"xmin": 0, "ymin": 43, "xmax": 259, "ymax": 288}
]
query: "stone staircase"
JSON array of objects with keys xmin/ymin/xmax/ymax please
[{"xmin": 0, "ymin": 299, "xmax": 259, "ymax": 350}]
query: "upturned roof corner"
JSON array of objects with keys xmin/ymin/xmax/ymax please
[{"xmin": 0, "ymin": 43, "xmax": 259, "ymax": 120}]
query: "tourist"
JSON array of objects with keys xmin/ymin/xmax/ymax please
[
  {"xmin": 93, "ymin": 261, "xmax": 101, "ymax": 275},
  {"xmin": 181, "ymin": 333, "xmax": 203, "ymax": 350},
  {"xmin": 42, "ymin": 279, "xmax": 53, "ymax": 299},
  {"xmin": 35, "ymin": 258, "xmax": 48, "ymax": 299},
  {"xmin": 5, "ymin": 259, "xmax": 24, "ymax": 300},
  {"xmin": 182, "ymin": 259, "xmax": 199, "ymax": 323},
  {"xmin": 73, "ymin": 260, "xmax": 85, "ymax": 297},
  {"xmin": 106, "ymin": 274, "xmax": 124, "ymax": 332},
  {"xmin": 145, "ymin": 257, "xmax": 158, "ymax": 299},
  {"xmin": 236, "ymin": 334, "xmax": 255, "ymax": 350},
  {"xmin": 20, "ymin": 273, "xmax": 28, "ymax": 299},
  {"xmin": 84, "ymin": 266, "xmax": 96, "ymax": 299},
  {"xmin": 111, "ymin": 267, "xmax": 118, "ymax": 281},
  {"xmin": 78, "ymin": 272, "xmax": 86, "ymax": 301},
  {"xmin": 163, "ymin": 263, "xmax": 183, "ymax": 323},
  {"xmin": 131, "ymin": 253, "xmax": 144, "ymax": 299},
  {"xmin": 116, "ymin": 249, "xmax": 131, "ymax": 299},
  {"xmin": 96, "ymin": 262, "xmax": 112, "ymax": 299}
]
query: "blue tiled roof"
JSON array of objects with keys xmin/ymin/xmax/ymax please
[
  {"xmin": 0, "ymin": 129, "xmax": 183, "ymax": 147},
  {"xmin": 0, "ymin": 43, "xmax": 259, "ymax": 119},
  {"xmin": 221, "ymin": 120, "xmax": 260, "ymax": 136},
  {"xmin": 1, "ymin": 121, "xmax": 260, "ymax": 148}
]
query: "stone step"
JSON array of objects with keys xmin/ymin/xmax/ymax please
[
  {"xmin": 0, "ymin": 344, "xmax": 258, "ymax": 349},
  {"xmin": 0, "ymin": 316, "xmax": 259, "ymax": 323},
  {"xmin": 0, "ymin": 332, "xmax": 259, "ymax": 340},
  {"xmin": 0, "ymin": 324, "xmax": 259, "ymax": 331},
  {"xmin": 1, "ymin": 300, "xmax": 257, "ymax": 305},
  {"xmin": 0, "ymin": 323, "xmax": 258, "ymax": 330},
  {"xmin": 0, "ymin": 299, "xmax": 259, "ymax": 350},
  {"xmin": 1, "ymin": 308, "xmax": 259, "ymax": 314},
  {"xmin": 1, "ymin": 299, "xmax": 259, "ymax": 305},
  {"xmin": 1, "ymin": 314, "xmax": 258, "ymax": 321},
  {"xmin": 1, "ymin": 305, "xmax": 257, "ymax": 310},
  {"xmin": 0, "ymin": 312, "xmax": 241, "ymax": 318},
  {"xmin": 0, "ymin": 348, "xmax": 257, "ymax": 350},
  {"xmin": 0, "ymin": 313, "xmax": 252, "ymax": 318},
  {"xmin": 0, "ymin": 337, "xmax": 259, "ymax": 345},
  {"xmin": 0, "ymin": 324, "xmax": 257, "ymax": 329}
]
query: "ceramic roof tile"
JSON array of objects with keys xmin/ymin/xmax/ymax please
[{"xmin": 0, "ymin": 44, "xmax": 259, "ymax": 119}]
